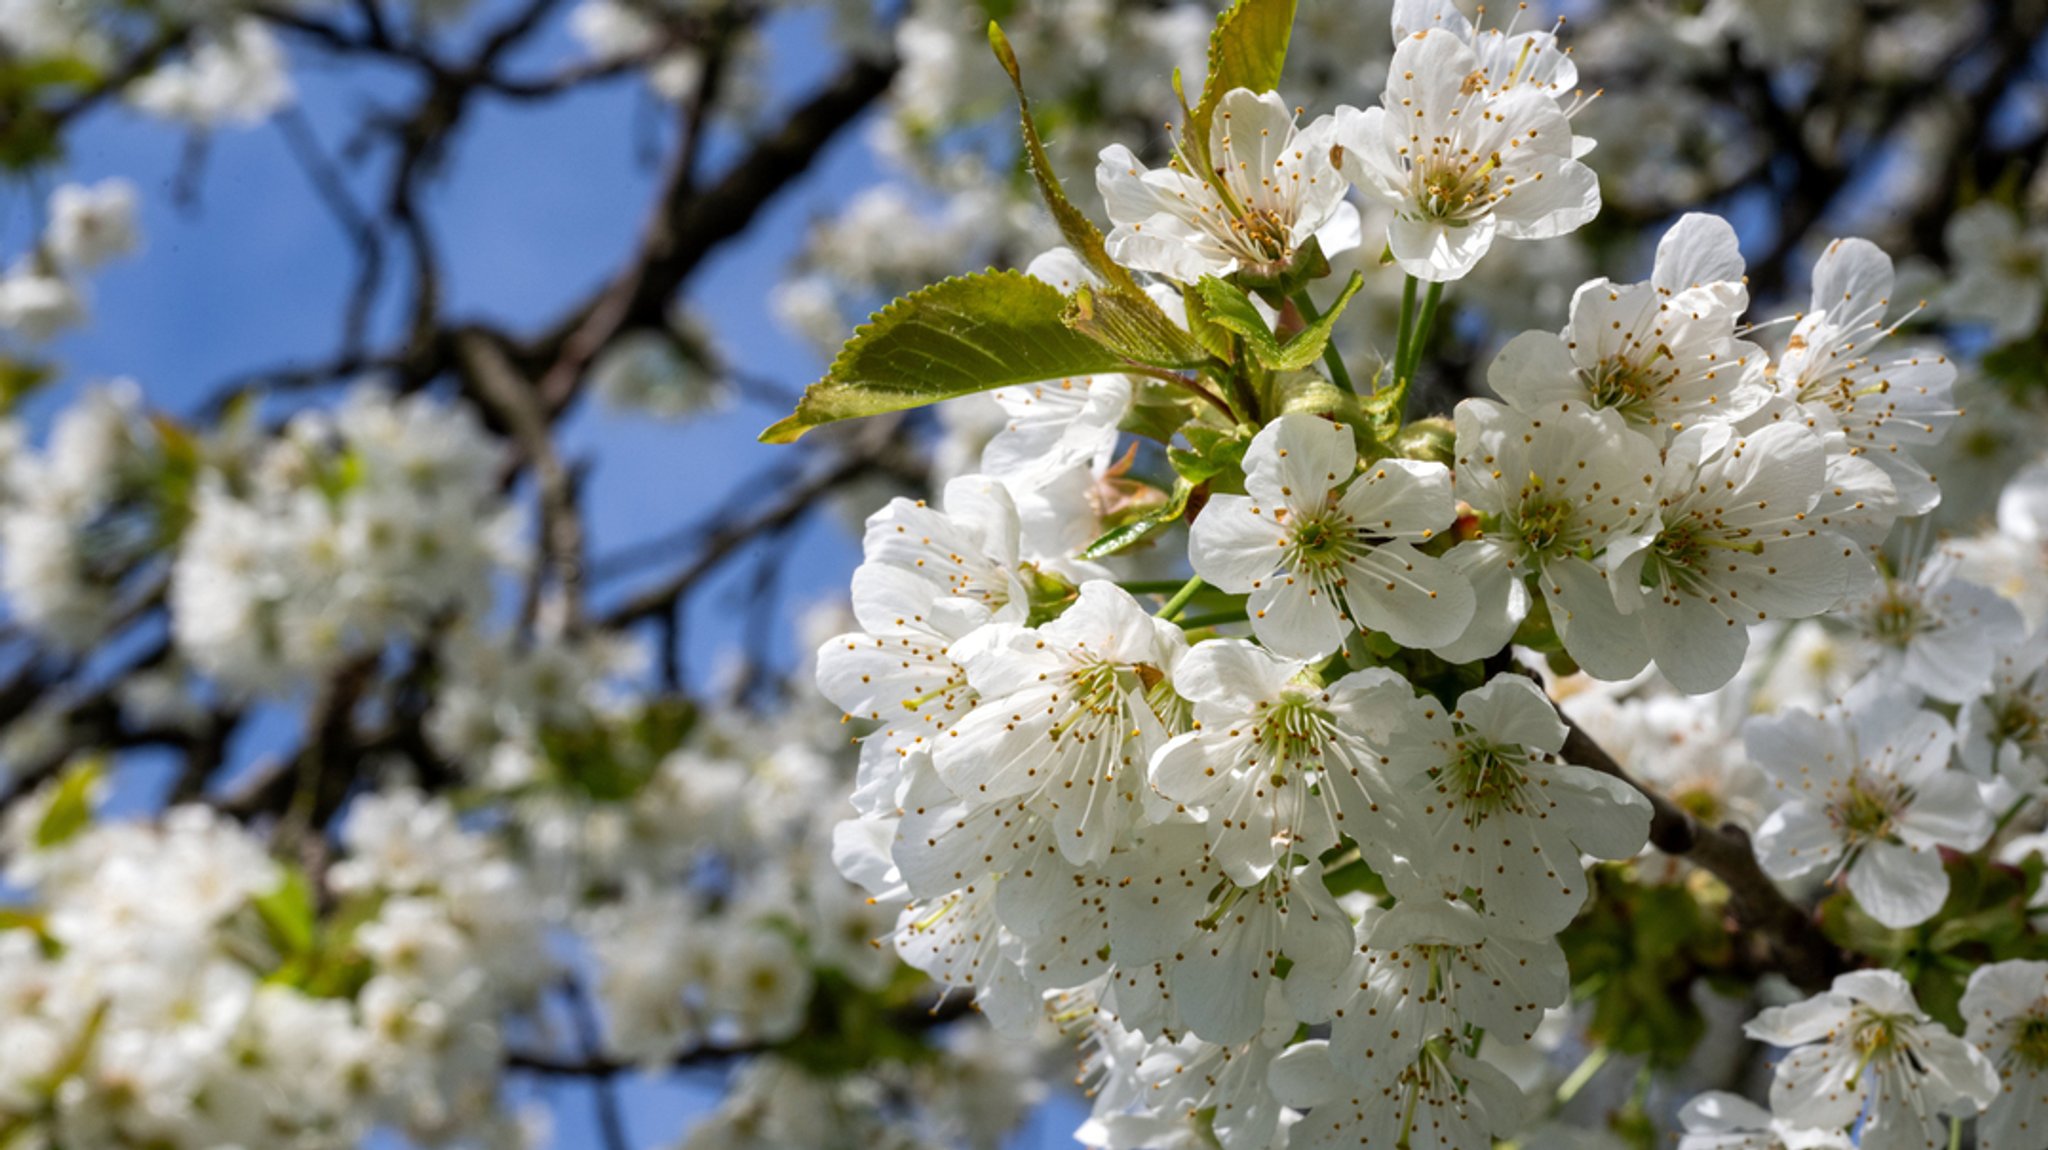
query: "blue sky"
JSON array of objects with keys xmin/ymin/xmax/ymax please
[{"xmin": 11, "ymin": 4, "xmax": 1089, "ymax": 1146}]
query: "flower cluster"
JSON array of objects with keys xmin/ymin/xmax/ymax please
[
  {"xmin": 170, "ymin": 386, "xmax": 518, "ymax": 693},
  {"xmin": 797, "ymin": 3, "xmax": 2047, "ymax": 1147},
  {"xmin": 0, "ymin": 780, "xmax": 547, "ymax": 1150},
  {"xmin": 0, "ymin": 180, "xmax": 138, "ymax": 346}
]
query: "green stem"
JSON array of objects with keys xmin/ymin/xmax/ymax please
[
  {"xmin": 1290, "ymin": 288, "xmax": 1354, "ymax": 393},
  {"xmin": 1393, "ymin": 275, "xmax": 1418, "ymax": 387},
  {"xmin": 1554, "ymin": 1044, "xmax": 1610, "ymax": 1105},
  {"xmin": 1176, "ymin": 609, "xmax": 1249, "ymax": 630},
  {"xmin": 1120, "ymin": 579, "xmax": 1196, "ymax": 594},
  {"xmin": 1989, "ymin": 794, "xmax": 2035, "ymax": 844},
  {"xmin": 1156, "ymin": 575, "xmax": 1205, "ymax": 621},
  {"xmin": 1401, "ymin": 281, "xmax": 1444, "ymax": 384}
]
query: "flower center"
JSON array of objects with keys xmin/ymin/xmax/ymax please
[
  {"xmin": 1414, "ymin": 153, "xmax": 1503, "ymax": 226},
  {"xmin": 1286, "ymin": 506, "xmax": 1376, "ymax": 577},
  {"xmin": 1515, "ymin": 492, "xmax": 1578, "ymax": 557},
  {"xmin": 1866, "ymin": 588, "xmax": 1925, "ymax": 649},
  {"xmin": 1834, "ymin": 776, "xmax": 1902, "ymax": 845},
  {"xmin": 2014, "ymin": 1014, "xmax": 2048, "ymax": 1069},
  {"xmin": 1439, "ymin": 737, "xmax": 1534, "ymax": 824},
  {"xmin": 1579, "ymin": 353, "xmax": 1670, "ymax": 424},
  {"xmin": 1253, "ymin": 691, "xmax": 1333, "ymax": 785},
  {"xmin": 1990, "ymin": 694, "xmax": 2044, "ymax": 750}
]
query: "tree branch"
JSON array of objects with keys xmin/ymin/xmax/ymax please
[{"xmin": 1561, "ymin": 715, "xmax": 1846, "ymax": 990}]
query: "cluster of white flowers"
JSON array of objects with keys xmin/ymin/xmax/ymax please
[
  {"xmin": 0, "ymin": 179, "xmax": 139, "ymax": 346},
  {"xmin": 0, "ymin": 780, "xmax": 548, "ymax": 1150},
  {"xmin": 0, "ymin": 381, "xmax": 156, "ymax": 650},
  {"xmin": 169, "ymin": 386, "xmax": 518, "ymax": 693},
  {"xmin": 126, "ymin": 19, "xmax": 293, "ymax": 127},
  {"xmin": 808, "ymin": 2, "xmax": 2048, "ymax": 1147}
]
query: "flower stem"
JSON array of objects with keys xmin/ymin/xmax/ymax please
[
  {"xmin": 1156, "ymin": 575, "xmax": 1205, "ymax": 621},
  {"xmin": 1399, "ymin": 281, "xmax": 1444, "ymax": 384},
  {"xmin": 1290, "ymin": 288, "xmax": 1354, "ymax": 393},
  {"xmin": 1176, "ymin": 608, "xmax": 1249, "ymax": 630},
  {"xmin": 1394, "ymin": 275, "xmax": 1418, "ymax": 386},
  {"xmin": 1554, "ymin": 1044, "xmax": 1610, "ymax": 1105}
]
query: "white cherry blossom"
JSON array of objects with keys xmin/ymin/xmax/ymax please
[
  {"xmin": 817, "ymin": 475, "xmax": 1030, "ymax": 814},
  {"xmin": 1747, "ymin": 687, "xmax": 1992, "ymax": 929},
  {"xmin": 1374, "ymin": 675, "xmax": 1652, "ymax": 935},
  {"xmin": 1150, "ymin": 640, "xmax": 1414, "ymax": 885},
  {"xmin": 1097, "ymin": 88, "xmax": 1359, "ymax": 284},
  {"xmin": 1488, "ymin": 214, "xmax": 1771, "ymax": 441},
  {"xmin": 1437, "ymin": 398, "xmax": 1659, "ymax": 674},
  {"xmin": 1333, "ymin": 26, "xmax": 1599, "ymax": 281},
  {"xmin": 1189, "ymin": 413, "xmax": 1472, "ymax": 659},
  {"xmin": 1275, "ymin": 1037, "xmax": 1530, "ymax": 1150},
  {"xmin": 1773, "ymin": 237, "xmax": 1957, "ymax": 517},
  {"xmin": 1838, "ymin": 554, "xmax": 2026, "ymax": 706},
  {"xmin": 1745, "ymin": 970, "xmax": 1997, "ymax": 1150},
  {"xmin": 1327, "ymin": 899, "xmax": 1568, "ymax": 1091},
  {"xmin": 935, "ymin": 581, "xmax": 1186, "ymax": 865},
  {"xmin": 1604, "ymin": 422, "xmax": 1859, "ymax": 694},
  {"xmin": 1961, "ymin": 959, "xmax": 2048, "ymax": 1150},
  {"xmin": 1958, "ymin": 626, "xmax": 2048, "ymax": 790}
]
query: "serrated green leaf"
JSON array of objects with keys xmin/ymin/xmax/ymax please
[
  {"xmin": 1195, "ymin": 273, "xmax": 1363, "ymax": 373},
  {"xmin": 1064, "ymin": 287, "xmax": 1208, "ymax": 370},
  {"xmin": 1182, "ymin": 282, "xmax": 1237, "ymax": 363},
  {"xmin": 33, "ymin": 758, "xmax": 101, "ymax": 850},
  {"xmin": 1079, "ymin": 480, "xmax": 1193, "ymax": 560},
  {"xmin": 1188, "ymin": 0, "xmax": 1298, "ymax": 169},
  {"xmin": 1195, "ymin": 275, "xmax": 1278, "ymax": 351},
  {"xmin": 762, "ymin": 270, "xmax": 1131, "ymax": 443},
  {"xmin": 1268, "ymin": 272, "xmax": 1364, "ymax": 370},
  {"xmin": 988, "ymin": 23, "xmax": 1144, "ymax": 301},
  {"xmin": 1170, "ymin": 423, "xmax": 1250, "ymax": 485}
]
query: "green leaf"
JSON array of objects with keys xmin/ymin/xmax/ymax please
[
  {"xmin": 1195, "ymin": 275, "xmax": 1278, "ymax": 353},
  {"xmin": 1064, "ymin": 287, "xmax": 1209, "ymax": 370},
  {"xmin": 1268, "ymin": 272, "xmax": 1364, "ymax": 370},
  {"xmin": 254, "ymin": 867, "xmax": 318, "ymax": 958},
  {"xmin": 33, "ymin": 758, "xmax": 102, "ymax": 850},
  {"xmin": 988, "ymin": 23, "xmax": 1144, "ymax": 300},
  {"xmin": 761, "ymin": 270, "xmax": 1131, "ymax": 443},
  {"xmin": 1169, "ymin": 422, "xmax": 1250, "ymax": 485},
  {"xmin": 1187, "ymin": 0, "xmax": 1298, "ymax": 168},
  {"xmin": 1195, "ymin": 273, "xmax": 1362, "ymax": 373},
  {"xmin": 0, "ymin": 358, "xmax": 53, "ymax": 414},
  {"xmin": 1182, "ymin": 282, "xmax": 1237, "ymax": 364},
  {"xmin": 990, "ymin": 24, "xmax": 1201, "ymax": 377},
  {"xmin": 1079, "ymin": 479, "xmax": 1193, "ymax": 560},
  {"xmin": 0, "ymin": 908, "xmax": 45, "ymax": 937}
]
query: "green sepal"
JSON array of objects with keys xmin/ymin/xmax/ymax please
[{"xmin": 761, "ymin": 270, "xmax": 1131, "ymax": 443}]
